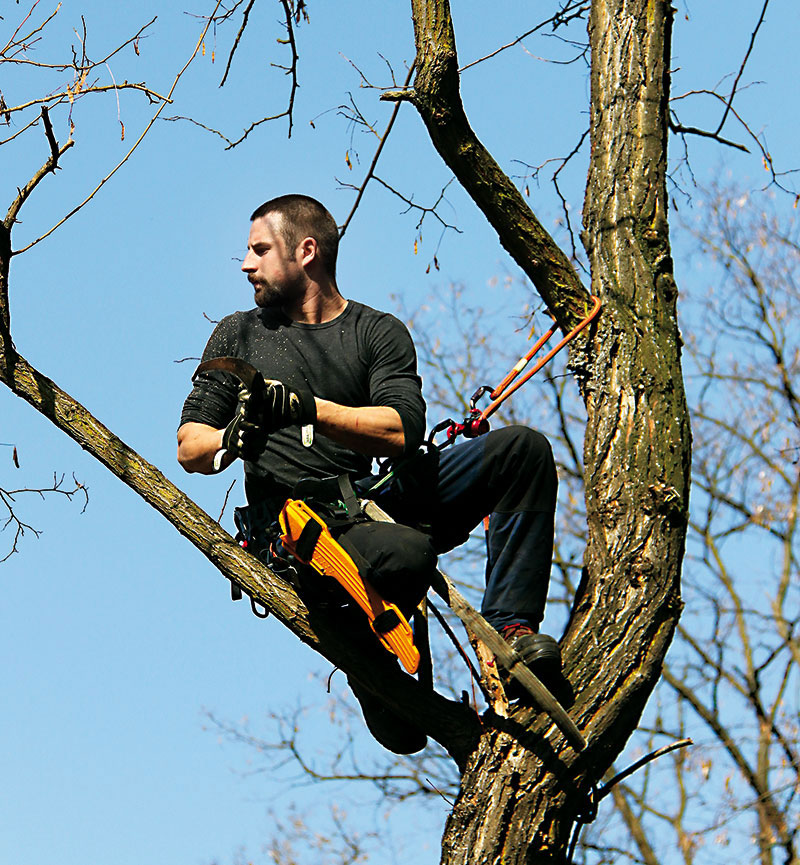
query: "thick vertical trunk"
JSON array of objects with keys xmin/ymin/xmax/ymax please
[
  {"xmin": 568, "ymin": 0, "xmax": 689, "ymax": 745},
  {"xmin": 407, "ymin": 1, "xmax": 691, "ymax": 862}
]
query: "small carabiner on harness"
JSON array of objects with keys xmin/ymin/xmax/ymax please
[
  {"xmin": 250, "ymin": 598, "xmax": 270, "ymax": 619},
  {"xmin": 427, "ymin": 386, "xmax": 495, "ymax": 450},
  {"xmin": 469, "ymin": 384, "xmax": 494, "ymax": 412},
  {"xmin": 427, "ymin": 412, "xmax": 491, "ymax": 450}
]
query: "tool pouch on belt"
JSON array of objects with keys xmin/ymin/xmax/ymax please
[{"xmin": 278, "ymin": 498, "xmax": 420, "ymax": 675}]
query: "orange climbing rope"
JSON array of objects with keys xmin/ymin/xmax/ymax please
[{"xmin": 428, "ymin": 295, "xmax": 602, "ymax": 447}]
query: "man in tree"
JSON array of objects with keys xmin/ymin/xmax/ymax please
[{"xmin": 177, "ymin": 194, "xmax": 561, "ymax": 753}]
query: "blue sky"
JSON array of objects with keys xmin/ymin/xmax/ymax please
[{"xmin": 1, "ymin": 2, "xmax": 798, "ymax": 863}]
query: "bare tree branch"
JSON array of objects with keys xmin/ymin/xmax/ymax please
[
  {"xmin": 0, "ymin": 473, "xmax": 88, "ymax": 562},
  {"xmin": 714, "ymin": 0, "xmax": 771, "ymax": 137},
  {"xmin": 4, "ymin": 107, "xmax": 74, "ymax": 230},
  {"xmin": 458, "ymin": 2, "xmax": 591, "ymax": 73},
  {"xmin": 339, "ymin": 63, "xmax": 416, "ymax": 239},
  {"xmin": 218, "ymin": 0, "xmax": 256, "ymax": 87},
  {"xmin": 11, "ymin": 2, "xmax": 226, "ymax": 256}
]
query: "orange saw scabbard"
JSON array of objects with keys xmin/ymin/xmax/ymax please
[{"xmin": 278, "ymin": 499, "xmax": 420, "ymax": 675}]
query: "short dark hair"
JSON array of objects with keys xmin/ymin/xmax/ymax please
[{"xmin": 250, "ymin": 195, "xmax": 339, "ymax": 279}]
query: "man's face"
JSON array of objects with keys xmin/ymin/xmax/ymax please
[{"xmin": 241, "ymin": 214, "xmax": 304, "ymax": 308}]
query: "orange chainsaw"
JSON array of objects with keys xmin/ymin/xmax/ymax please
[{"xmin": 278, "ymin": 498, "xmax": 420, "ymax": 675}]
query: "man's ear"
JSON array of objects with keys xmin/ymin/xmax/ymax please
[{"xmin": 297, "ymin": 236, "xmax": 318, "ymax": 268}]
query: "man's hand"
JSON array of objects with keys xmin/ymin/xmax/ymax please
[
  {"xmin": 178, "ymin": 378, "xmax": 318, "ymax": 474},
  {"xmin": 259, "ymin": 381, "xmax": 317, "ymax": 432},
  {"xmin": 220, "ymin": 379, "xmax": 316, "ymax": 464},
  {"xmin": 220, "ymin": 390, "xmax": 270, "ymax": 462}
]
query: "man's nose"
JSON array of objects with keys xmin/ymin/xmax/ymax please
[{"xmin": 241, "ymin": 251, "xmax": 256, "ymax": 272}]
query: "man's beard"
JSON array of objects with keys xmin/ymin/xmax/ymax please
[
  {"xmin": 251, "ymin": 279, "xmax": 282, "ymax": 308},
  {"xmin": 249, "ymin": 276, "xmax": 301, "ymax": 309}
]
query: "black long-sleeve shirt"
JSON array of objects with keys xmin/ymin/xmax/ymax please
[{"xmin": 180, "ymin": 300, "xmax": 426, "ymax": 502}]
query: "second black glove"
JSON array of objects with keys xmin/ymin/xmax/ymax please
[{"xmin": 259, "ymin": 380, "xmax": 317, "ymax": 433}]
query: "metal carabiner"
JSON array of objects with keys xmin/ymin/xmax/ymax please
[
  {"xmin": 469, "ymin": 384, "xmax": 494, "ymax": 412},
  {"xmin": 250, "ymin": 597, "xmax": 270, "ymax": 619}
]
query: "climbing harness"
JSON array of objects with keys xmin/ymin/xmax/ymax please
[
  {"xmin": 428, "ymin": 295, "xmax": 601, "ymax": 449},
  {"xmin": 228, "ymin": 474, "xmax": 423, "ymax": 675}
]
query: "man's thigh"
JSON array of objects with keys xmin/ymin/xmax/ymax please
[{"xmin": 337, "ymin": 520, "xmax": 437, "ymax": 614}]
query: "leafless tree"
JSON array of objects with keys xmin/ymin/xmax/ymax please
[
  {"xmin": 608, "ymin": 190, "xmax": 800, "ymax": 865},
  {"xmin": 378, "ymin": 188, "xmax": 799, "ymax": 865},
  {"xmin": 2, "ymin": 1, "xmax": 793, "ymax": 863}
]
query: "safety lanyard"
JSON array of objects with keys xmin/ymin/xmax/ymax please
[{"xmin": 428, "ymin": 295, "xmax": 601, "ymax": 448}]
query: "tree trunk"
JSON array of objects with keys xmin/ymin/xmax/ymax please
[{"xmin": 406, "ymin": 1, "xmax": 691, "ymax": 862}]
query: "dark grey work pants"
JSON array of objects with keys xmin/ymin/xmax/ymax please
[{"xmin": 346, "ymin": 425, "xmax": 558, "ymax": 631}]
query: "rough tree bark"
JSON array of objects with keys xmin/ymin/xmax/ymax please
[{"xmin": 396, "ymin": 0, "xmax": 691, "ymax": 862}]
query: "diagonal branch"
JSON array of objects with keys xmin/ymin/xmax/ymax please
[{"xmin": 388, "ymin": 0, "xmax": 589, "ymax": 331}]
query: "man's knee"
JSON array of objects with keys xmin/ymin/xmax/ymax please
[
  {"xmin": 484, "ymin": 425, "xmax": 557, "ymax": 513},
  {"xmin": 487, "ymin": 424, "xmax": 553, "ymax": 462}
]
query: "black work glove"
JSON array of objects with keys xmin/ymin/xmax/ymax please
[
  {"xmin": 258, "ymin": 380, "xmax": 317, "ymax": 433},
  {"xmin": 221, "ymin": 412, "xmax": 267, "ymax": 463},
  {"xmin": 219, "ymin": 379, "xmax": 316, "ymax": 465}
]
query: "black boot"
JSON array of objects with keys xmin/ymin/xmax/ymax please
[
  {"xmin": 347, "ymin": 677, "xmax": 427, "ymax": 754},
  {"xmin": 501, "ymin": 624, "xmax": 562, "ymax": 699}
]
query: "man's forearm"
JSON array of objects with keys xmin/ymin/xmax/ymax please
[
  {"xmin": 314, "ymin": 400, "xmax": 405, "ymax": 456},
  {"xmin": 177, "ymin": 422, "xmax": 233, "ymax": 474},
  {"xmin": 178, "ymin": 404, "xmax": 404, "ymax": 475}
]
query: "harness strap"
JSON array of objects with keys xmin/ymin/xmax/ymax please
[
  {"xmin": 290, "ymin": 474, "xmax": 363, "ymax": 519},
  {"xmin": 337, "ymin": 474, "xmax": 362, "ymax": 519},
  {"xmin": 295, "ymin": 517, "xmax": 323, "ymax": 562}
]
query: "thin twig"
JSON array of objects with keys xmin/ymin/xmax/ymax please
[
  {"xmin": 11, "ymin": 0, "xmax": 226, "ymax": 256},
  {"xmin": 427, "ymin": 598, "xmax": 488, "ymax": 700},
  {"xmin": 217, "ymin": 478, "xmax": 237, "ymax": 523},
  {"xmin": 668, "ymin": 118, "xmax": 749, "ymax": 153},
  {"xmin": 339, "ymin": 63, "xmax": 415, "ymax": 239},
  {"xmin": 365, "ymin": 175, "xmax": 461, "ymax": 233},
  {"xmin": 458, "ymin": 2, "xmax": 590, "ymax": 72},
  {"xmin": 219, "ymin": 0, "xmax": 256, "ymax": 87},
  {"xmin": 715, "ymin": 0, "xmax": 770, "ymax": 136},
  {"xmin": 277, "ymin": 0, "xmax": 300, "ymax": 138}
]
